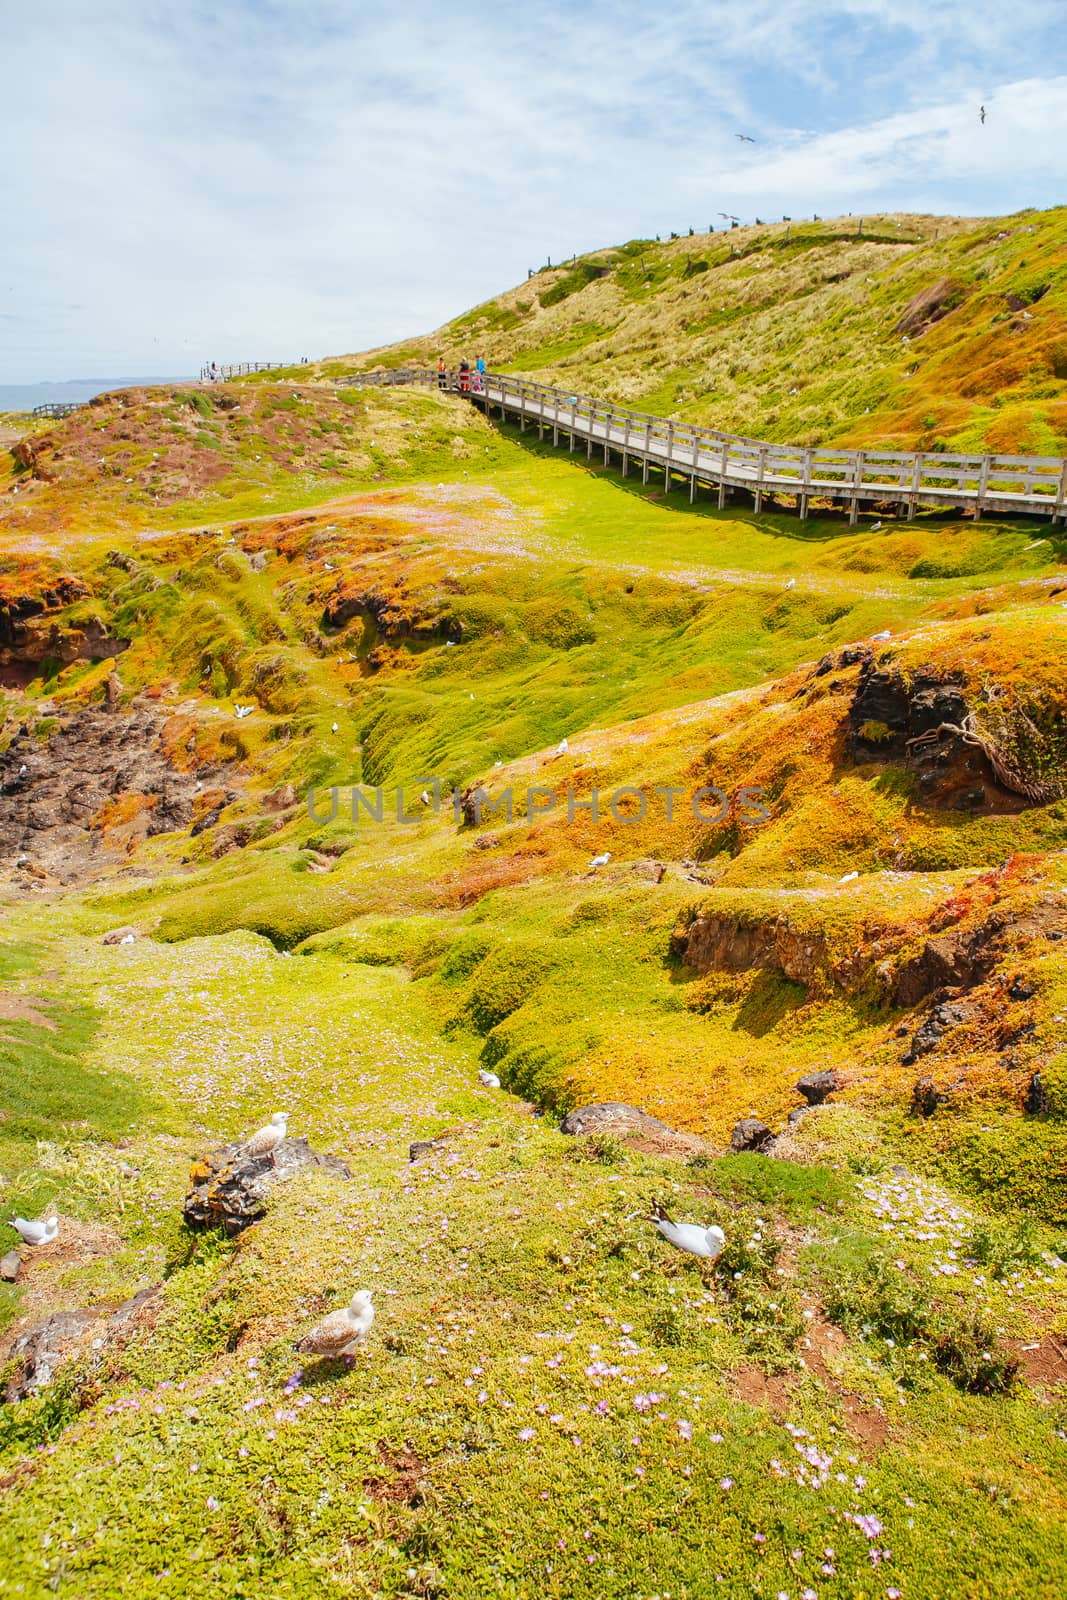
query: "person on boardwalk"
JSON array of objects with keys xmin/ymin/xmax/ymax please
[
  {"xmin": 437, "ymin": 356, "xmax": 447, "ymax": 390},
  {"xmin": 458, "ymin": 358, "xmax": 471, "ymax": 394},
  {"xmin": 474, "ymin": 354, "xmax": 486, "ymax": 394}
]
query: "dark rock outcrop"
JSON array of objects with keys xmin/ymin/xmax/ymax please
[
  {"xmin": 183, "ymin": 1136, "xmax": 352, "ymax": 1234},
  {"xmin": 902, "ymin": 999, "xmax": 974, "ymax": 1064},
  {"xmin": 795, "ymin": 1069, "xmax": 839, "ymax": 1105},
  {"xmin": 911, "ymin": 1076, "xmax": 950, "ymax": 1117},
  {"xmin": 1024, "ymin": 1072, "xmax": 1052, "ymax": 1117},
  {"xmin": 730, "ymin": 1117, "xmax": 774, "ymax": 1153},
  {"xmin": 3, "ymin": 1286, "xmax": 159, "ymax": 1403},
  {"xmin": 0, "ymin": 1251, "xmax": 20, "ymax": 1283}
]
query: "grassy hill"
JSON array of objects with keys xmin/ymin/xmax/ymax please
[
  {"xmin": 1, "ymin": 225, "xmax": 1066, "ymax": 1596},
  {"xmin": 346, "ymin": 207, "xmax": 1067, "ymax": 457}
]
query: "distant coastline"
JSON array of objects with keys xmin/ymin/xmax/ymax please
[{"xmin": 0, "ymin": 376, "xmax": 197, "ymax": 413}]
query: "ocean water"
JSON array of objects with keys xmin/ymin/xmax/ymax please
[{"xmin": 0, "ymin": 376, "xmax": 196, "ymax": 412}]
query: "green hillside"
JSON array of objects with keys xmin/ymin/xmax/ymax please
[
  {"xmin": 1, "ymin": 216, "xmax": 1066, "ymax": 1598},
  {"xmin": 349, "ymin": 208, "xmax": 1067, "ymax": 457}
]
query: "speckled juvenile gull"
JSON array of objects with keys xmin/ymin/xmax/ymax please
[
  {"xmin": 244, "ymin": 1111, "xmax": 288, "ymax": 1157},
  {"xmin": 294, "ymin": 1290, "xmax": 374, "ymax": 1356}
]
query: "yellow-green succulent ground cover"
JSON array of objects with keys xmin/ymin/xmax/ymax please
[
  {"xmin": 1, "ymin": 257, "xmax": 1067, "ymax": 1594},
  {"xmin": 0, "ymin": 915, "xmax": 1065, "ymax": 1599}
]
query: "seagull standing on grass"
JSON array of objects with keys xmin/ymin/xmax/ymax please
[
  {"xmin": 589, "ymin": 851, "xmax": 611, "ymax": 869},
  {"xmin": 9, "ymin": 1215, "xmax": 59, "ymax": 1248},
  {"xmin": 648, "ymin": 1202, "xmax": 725, "ymax": 1260},
  {"xmin": 294, "ymin": 1291, "xmax": 374, "ymax": 1357},
  {"xmin": 244, "ymin": 1111, "xmax": 288, "ymax": 1160},
  {"xmin": 479, "ymin": 1069, "xmax": 501, "ymax": 1089}
]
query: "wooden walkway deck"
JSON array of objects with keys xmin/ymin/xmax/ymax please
[{"xmin": 352, "ymin": 367, "xmax": 1067, "ymax": 524}]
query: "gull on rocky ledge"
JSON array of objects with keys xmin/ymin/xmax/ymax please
[{"xmin": 244, "ymin": 1112, "xmax": 288, "ymax": 1158}]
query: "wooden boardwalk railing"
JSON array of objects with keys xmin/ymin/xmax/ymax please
[
  {"xmin": 349, "ymin": 366, "xmax": 1067, "ymax": 524},
  {"xmin": 201, "ymin": 361, "xmax": 289, "ymax": 381},
  {"xmin": 31, "ymin": 402, "xmax": 81, "ymax": 420}
]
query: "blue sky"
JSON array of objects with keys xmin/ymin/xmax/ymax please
[{"xmin": 3, "ymin": 0, "xmax": 1066, "ymax": 382}]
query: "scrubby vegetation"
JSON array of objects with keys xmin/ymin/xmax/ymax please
[{"xmin": 1, "ymin": 208, "xmax": 1066, "ymax": 1597}]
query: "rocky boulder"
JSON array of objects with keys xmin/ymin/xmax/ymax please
[
  {"xmin": 3, "ymin": 1286, "xmax": 158, "ymax": 1403},
  {"xmin": 730, "ymin": 1117, "xmax": 774, "ymax": 1153},
  {"xmin": 559, "ymin": 1103, "xmax": 710, "ymax": 1158},
  {"xmin": 183, "ymin": 1136, "xmax": 352, "ymax": 1234},
  {"xmin": 1024, "ymin": 1072, "xmax": 1053, "ymax": 1117},
  {"xmin": 795, "ymin": 1069, "xmax": 840, "ymax": 1105},
  {"xmin": 902, "ymin": 999, "xmax": 974, "ymax": 1064},
  {"xmin": 911, "ymin": 1076, "xmax": 951, "ymax": 1118}
]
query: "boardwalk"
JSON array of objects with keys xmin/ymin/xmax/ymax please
[{"xmin": 353, "ymin": 367, "xmax": 1067, "ymax": 524}]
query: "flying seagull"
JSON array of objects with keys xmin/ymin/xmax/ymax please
[
  {"xmin": 979, "ymin": 105, "xmax": 986, "ymax": 124},
  {"xmin": 9, "ymin": 1215, "xmax": 59, "ymax": 1248},
  {"xmin": 244, "ymin": 1111, "xmax": 288, "ymax": 1159},
  {"xmin": 648, "ymin": 1202, "xmax": 725, "ymax": 1260},
  {"xmin": 479, "ymin": 1069, "xmax": 501, "ymax": 1089},
  {"xmin": 294, "ymin": 1290, "xmax": 374, "ymax": 1357},
  {"xmin": 589, "ymin": 851, "xmax": 611, "ymax": 869},
  {"xmin": 718, "ymin": 213, "xmax": 740, "ymax": 223},
  {"xmin": 736, "ymin": 134, "xmax": 756, "ymax": 143}
]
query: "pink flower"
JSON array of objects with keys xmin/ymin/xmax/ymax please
[
  {"xmin": 719, "ymin": 1478, "xmax": 734, "ymax": 1490},
  {"xmin": 206, "ymin": 1496, "xmax": 220, "ymax": 1512},
  {"xmin": 855, "ymin": 1514, "xmax": 884, "ymax": 1540},
  {"xmin": 518, "ymin": 1427, "xmax": 536, "ymax": 1442},
  {"xmin": 676, "ymin": 1419, "xmax": 693, "ymax": 1442}
]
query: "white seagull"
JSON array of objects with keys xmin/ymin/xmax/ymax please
[
  {"xmin": 557, "ymin": 738, "xmax": 569, "ymax": 754},
  {"xmin": 870, "ymin": 629, "xmax": 891, "ymax": 641},
  {"xmin": 838, "ymin": 870, "xmax": 859, "ymax": 884},
  {"xmin": 649, "ymin": 1202, "xmax": 725, "ymax": 1260},
  {"xmin": 9, "ymin": 1215, "xmax": 59, "ymax": 1248},
  {"xmin": 244, "ymin": 1111, "xmax": 288, "ymax": 1159},
  {"xmin": 478, "ymin": 1069, "xmax": 501, "ymax": 1089},
  {"xmin": 294, "ymin": 1290, "xmax": 375, "ymax": 1357},
  {"xmin": 589, "ymin": 851, "xmax": 611, "ymax": 869},
  {"xmin": 331, "ymin": 722, "xmax": 339, "ymax": 733},
  {"xmin": 784, "ymin": 578, "xmax": 796, "ymax": 589}
]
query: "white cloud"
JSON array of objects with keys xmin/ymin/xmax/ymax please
[{"xmin": 2, "ymin": 1, "xmax": 1065, "ymax": 380}]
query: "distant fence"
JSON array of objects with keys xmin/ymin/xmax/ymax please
[
  {"xmin": 31, "ymin": 402, "xmax": 81, "ymax": 420},
  {"xmin": 200, "ymin": 362, "xmax": 292, "ymax": 381},
  {"xmin": 348, "ymin": 367, "xmax": 1067, "ymax": 525}
]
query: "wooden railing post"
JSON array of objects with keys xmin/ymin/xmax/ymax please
[
  {"xmin": 718, "ymin": 439, "xmax": 729, "ymax": 509},
  {"xmin": 754, "ymin": 445, "xmax": 767, "ymax": 513},
  {"xmin": 907, "ymin": 453, "xmax": 923, "ymax": 520},
  {"xmin": 849, "ymin": 451, "xmax": 864, "ymax": 527},
  {"xmin": 799, "ymin": 449, "xmax": 813, "ymax": 520},
  {"xmin": 975, "ymin": 454, "xmax": 990, "ymax": 521},
  {"xmin": 664, "ymin": 421, "xmax": 674, "ymax": 492}
]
